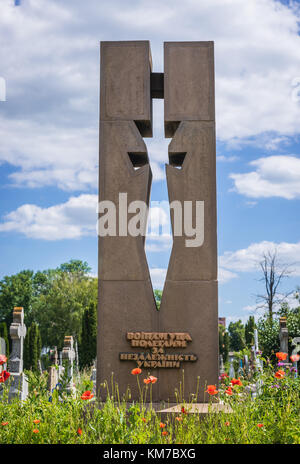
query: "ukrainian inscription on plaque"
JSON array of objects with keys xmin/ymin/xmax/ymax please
[{"xmin": 120, "ymin": 332, "xmax": 197, "ymax": 369}]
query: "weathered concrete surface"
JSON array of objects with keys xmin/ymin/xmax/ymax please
[
  {"xmin": 100, "ymin": 41, "xmax": 152, "ymax": 136},
  {"xmin": 98, "ymin": 40, "xmax": 218, "ymax": 404},
  {"xmin": 97, "ymin": 280, "xmax": 158, "ymax": 402},
  {"xmin": 165, "ymin": 121, "xmax": 217, "ymax": 281},
  {"xmin": 164, "ymin": 41, "xmax": 215, "ymax": 137},
  {"xmin": 158, "ymin": 42, "xmax": 218, "ymax": 403},
  {"xmin": 158, "ymin": 281, "xmax": 219, "ymax": 403},
  {"xmin": 98, "ymin": 41, "xmax": 158, "ymax": 402}
]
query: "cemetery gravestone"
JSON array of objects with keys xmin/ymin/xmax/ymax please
[
  {"xmin": 8, "ymin": 307, "xmax": 28, "ymax": 401},
  {"xmin": 62, "ymin": 336, "xmax": 75, "ymax": 394},
  {"xmin": 279, "ymin": 317, "xmax": 289, "ymax": 363},
  {"xmin": 97, "ymin": 41, "xmax": 219, "ymax": 403}
]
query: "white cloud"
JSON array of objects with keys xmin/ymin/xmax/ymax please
[
  {"xmin": 149, "ymin": 268, "xmax": 167, "ymax": 289},
  {"xmin": 218, "ymin": 267, "xmax": 238, "ymax": 284},
  {"xmin": 1, "ymin": 0, "xmax": 300, "ymax": 189},
  {"xmin": 230, "ymin": 155, "xmax": 300, "ymax": 199},
  {"xmin": 0, "ymin": 194, "xmax": 98, "ymax": 240},
  {"xmin": 220, "ymin": 239, "xmax": 300, "ymax": 275}
]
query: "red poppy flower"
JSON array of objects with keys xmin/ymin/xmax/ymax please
[
  {"xmin": 276, "ymin": 352, "xmax": 288, "ymax": 361},
  {"xmin": 257, "ymin": 423, "xmax": 264, "ymax": 428},
  {"xmin": 141, "ymin": 418, "xmax": 146, "ymax": 423},
  {"xmin": 290, "ymin": 354, "xmax": 300, "ymax": 363},
  {"xmin": 181, "ymin": 406, "xmax": 187, "ymax": 414},
  {"xmin": 175, "ymin": 416, "xmax": 182, "ymax": 422},
  {"xmin": 221, "ymin": 372, "xmax": 229, "ymax": 379},
  {"xmin": 143, "ymin": 378, "xmax": 151, "ymax": 384},
  {"xmin": 274, "ymin": 370, "xmax": 285, "ymax": 379},
  {"xmin": 225, "ymin": 421, "xmax": 230, "ymax": 426},
  {"xmin": 148, "ymin": 375, "xmax": 157, "ymax": 384},
  {"xmin": 230, "ymin": 377, "xmax": 242, "ymax": 386},
  {"xmin": 81, "ymin": 390, "xmax": 94, "ymax": 400},
  {"xmin": 159, "ymin": 422, "xmax": 166, "ymax": 428},
  {"xmin": 1, "ymin": 422, "xmax": 8, "ymax": 426},
  {"xmin": 131, "ymin": 368, "xmax": 142, "ymax": 375},
  {"xmin": 0, "ymin": 370, "xmax": 10, "ymax": 383},
  {"xmin": 205, "ymin": 385, "xmax": 218, "ymax": 395},
  {"xmin": 33, "ymin": 419, "xmax": 40, "ymax": 425},
  {"xmin": 33, "ymin": 429, "xmax": 39, "ymax": 434},
  {"xmin": 0, "ymin": 355, "xmax": 7, "ymax": 365},
  {"xmin": 162, "ymin": 431, "xmax": 168, "ymax": 436},
  {"xmin": 77, "ymin": 428, "xmax": 82, "ymax": 436},
  {"xmin": 225, "ymin": 386, "xmax": 233, "ymax": 395}
]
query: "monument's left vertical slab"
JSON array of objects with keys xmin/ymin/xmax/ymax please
[{"xmin": 98, "ymin": 42, "xmax": 158, "ymax": 401}]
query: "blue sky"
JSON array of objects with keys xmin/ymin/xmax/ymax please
[{"xmin": 1, "ymin": 0, "xmax": 300, "ymax": 325}]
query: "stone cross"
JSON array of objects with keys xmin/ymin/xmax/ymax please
[
  {"xmin": 219, "ymin": 355, "xmax": 225, "ymax": 375},
  {"xmin": 228, "ymin": 352, "xmax": 235, "ymax": 378},
  {"xmin": 279, "ymin": 317, "xmax": 289, "ymax": 363},
  {"xmin": 62, "ymin": 336, "xmax": 75, "ymax": 394},
  {"xmin": 49, "ymin": 346, "xmax": 58, "ymax": 366},
  {"xmin": 8, "ymin": 307, "xmax": 28, "ymax": 401}
]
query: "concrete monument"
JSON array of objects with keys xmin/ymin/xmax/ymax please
[
  {"xmin": 8, "ymin": 307, "xmax": 28, "ymax": 401},
  {"xmin": 97, "ymin": 41, "xmax": 218, "ymax": 403}
]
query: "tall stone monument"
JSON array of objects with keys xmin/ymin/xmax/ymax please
[
  {"xmin": 98, "ymin": 41, "xmax": 218, "ymax": 403},
  {"xmin": 279, "ymin": 317, "xmax": 289, "ymax": 363},
  {"xmin": 8, "ymin": 307, "xmax": 28, "ymax": 401}
]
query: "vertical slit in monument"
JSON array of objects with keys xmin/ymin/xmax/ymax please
[{"xmin": 142, "ymin": 99, "xmax": 173, "ymax": 309}]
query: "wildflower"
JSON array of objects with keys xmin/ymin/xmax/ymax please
[
  {"xmin": 274, "ymin": 370, "xmax": 285, "ymax": 379},
  {"xmin": 205, "ymin": 385, "xmax": 218, "ymax": 395},
  {"xmin": 0, "ymin": 370, "xmax": 10, "ymax": 383},
  {"xmin": 141, "ymin": 418, "xmax": 146, "ymax": 423},
  {"xmin": 33, "ymin": 429, "xmax": 39, "ymax": 434},
  {"xmin": 270, "ymin": 384, "xmax": 280, "ymax": 389},
  {"xmin": 0, "ymin": 355, "xmax": 7, "ymax": 365},
  {"xmin": 33, "ymin": 420, "xmax": 40, "ymax": 425},
  {"xmin": 77, "ymin": 428, "xmax": 82, "ymax": 436},
  {"xmin": 257, "ymin": 423, "xmax": 264, "ymax": 428},
  {"xmin": 277, "ymin": 362, "xmax": 285, "ymax": 367},
  {"xmin": 175, "ymin": 416, "xmax": 182, "ymax": 422},
  {"xmin": 221, "ymin": 372, "xmax": 229, "ymax": 378},
  {"xmin": 159, "ymin": 422, "xmax": 166, "ymax": 428},
  {"xmin": 290, "ymin": 354, "xmax": 300, "ymax": 363},
  {"xmin": 148, "ymin": 375, "xmax": 157, "ymax": 384},
  {"xmin": 276, "ymin": 352, "xmax": 287, "ymax": 361},
  {"xmin": 181, "ymin": 406, "xmax": 187, "ymax": 414},
  {"xmin": 81, "ymin": 390, "xmax": 94, "ymax": 400},
  {"xmin": 225, "ymin": 421, "xmax": 230, "ymax": 426},
  {"xmin": 225, "ymin": 386, "xmax": 233, "ymax": 396},
  {"xmin": 131, "ymin": 368, "xmax": 142, "ymax": 375},
  {"xmin": 1, "ymin": 422, "xmax": 8, "ymax": 426},
  {"xmin": 143, "ymin": 378, "xmax": 151, "ymax": 384},
  {"xmin": 162, "ymin": 431, "xmax": 168, "ymax": 436},
  {"xmin": 231, "ymin": 377, "xmax": 242, "ymax": 386}
]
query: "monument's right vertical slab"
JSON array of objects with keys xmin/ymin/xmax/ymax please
[{"xmin": 159, "ymin": 42, "xmax": 218, "ymax": 402}]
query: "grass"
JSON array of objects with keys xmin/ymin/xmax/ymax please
[{"xmin": 0, "ymin": 361, "xmax": 299, "ymax": 444}]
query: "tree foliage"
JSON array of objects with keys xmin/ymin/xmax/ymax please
[
  {"xmin": 79, "ymin": 301, "xmax": 97, "ymax": 369},
  {"xmin": 24, "ymin": 322, "xmax": 42, "ymax": 373},
  {"xmin": 228, "ymin": 320, "xmax": 246, "ymax": 352},
  {"xmin": 245, "ymin": 315, "xmax": 256, "ymax": 348}
]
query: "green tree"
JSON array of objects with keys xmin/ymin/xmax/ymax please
[
  {"xmin": 228, "ymin": 320, "xmax": 246, "ymax": 352},
  {"xmin": 154, "ymin": 290, "xmax": 162, "ymax": 310},
  {"xmin": 34, "ymin": 273, "xmax": 97, "ymax": 349},
  {"xmin": 245, "ymin": 316, "xmax": 256, "ymax": 348},
  {"xmin": 0, "ymin": 322, "xmax": 9, "ymax": 358},
  {"xmin": 79, "ymin": 301, "xmax": 97, "ymax": 369},
  {"xmin": 24, "ymin": 322, "xmax": 42, "ymax": 373},
  {"xmin": 0, "ymin": 270, "xmax": 34, "ymax": 328},
  {"xmin": 218, "ymin": 324, "xmax": 229, "ymax": 362}
]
